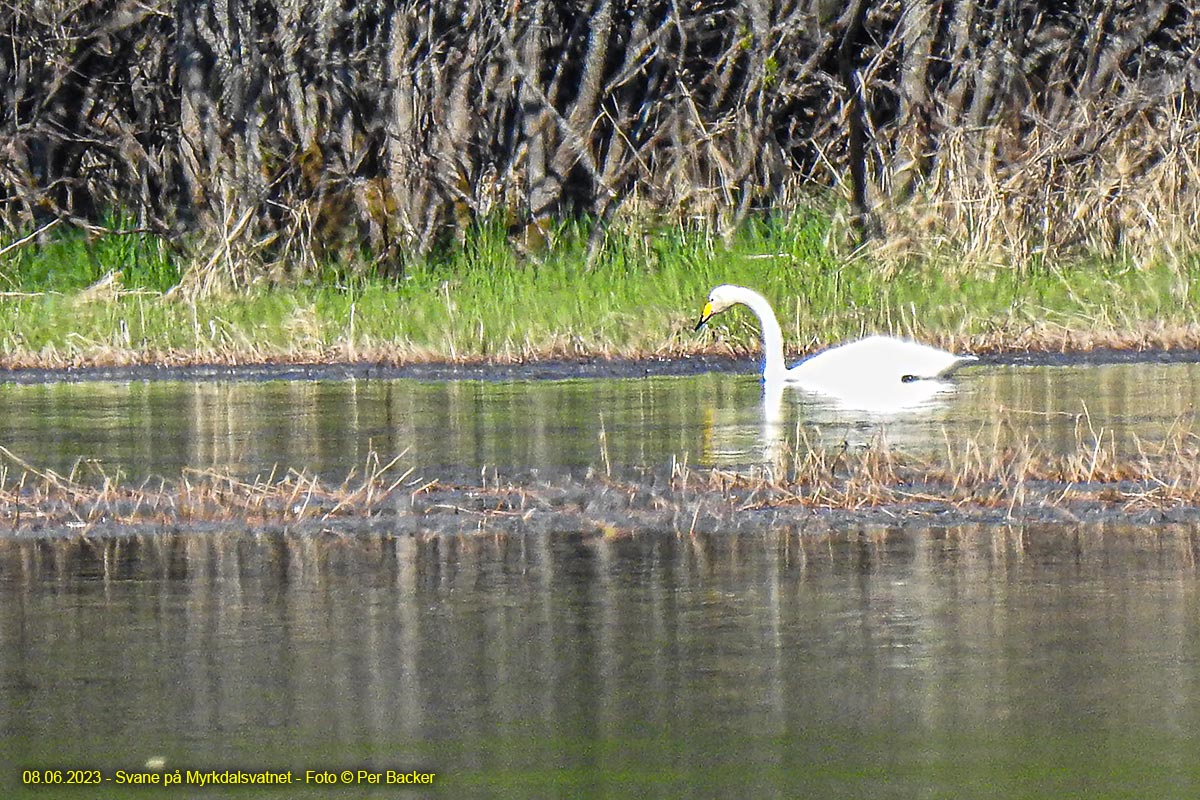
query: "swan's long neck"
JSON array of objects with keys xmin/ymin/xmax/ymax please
[{"xmin": 738, "ymin": 290, "xmax": 788, "ymax": 382}]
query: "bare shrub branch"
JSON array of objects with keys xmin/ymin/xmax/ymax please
[{"xmin": 0, "ymin": 1, "xmax": 1197, "ymax": 284}]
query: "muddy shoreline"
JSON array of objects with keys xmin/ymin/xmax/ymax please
[{"xmin": 3, "ymin": 346, "xmax": 1200, "ymax": 385}]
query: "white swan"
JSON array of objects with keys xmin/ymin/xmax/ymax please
[{"xmin": 695, "ymin": 284, "xmax": 976, "ymax": 395}]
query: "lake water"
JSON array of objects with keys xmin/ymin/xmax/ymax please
[
  {"xmin": 2, "ymin": 362, "xmax": 1200, "ymax": 482},
  {"xmin": 2, "ymin": 362, "xmax": 1200, "ymax": 797},
  {"xmin": 2, "ymin": 524, "xmax": 1198, "ymax": 798}
]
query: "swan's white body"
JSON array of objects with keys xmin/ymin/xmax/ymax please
[{"xmin": 696, "ymin": 285, "xmax": 976, "ymax": 395}]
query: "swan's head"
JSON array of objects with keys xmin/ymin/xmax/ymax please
[{"xmin": 694, "ymin": 285, "xmax": 748, "ymax": 331}]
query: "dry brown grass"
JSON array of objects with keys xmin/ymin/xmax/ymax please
[
  {"xmin": 0, "ymin": 445, "xmax": 417, "ymax": 532},
  {"xmin": 5, "ymin": 424, "xmax": 1200, "ymax": 537},
  {"xmin": 4, "ymin": 320, "xmax": 1200, "ymax": 374},
  {"xmin": 872, "ymin": 97, "xmax": 1200, "ymax": 268},
  {"xmin": 693, "ymin": 427, "xmax": 1200, "ymax": 515}
]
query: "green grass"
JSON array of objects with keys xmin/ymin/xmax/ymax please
[
  {"xmin": 0, "ymin": 216, "xmax": 180, "ymax": 293},
  {"xmin": 2, "ymin": 208, "xmax": 1200, "ymax": 367}
]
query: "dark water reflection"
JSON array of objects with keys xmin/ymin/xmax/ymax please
[
  {"xmin": 3, "ymin": 362, "xmax": 1200, "ymax": 482},
  {"xmin": 2, "ymin": 525, "xmax": 1199, "ymax": 798}
]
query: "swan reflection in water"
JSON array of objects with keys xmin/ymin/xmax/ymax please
[
  {"xmin": 696, "ymin": 376, "xmax": 964, "ymax": 470},
  {"xmin": 711, "ymin": 376, "xmax": 965, "ymax": 466}
]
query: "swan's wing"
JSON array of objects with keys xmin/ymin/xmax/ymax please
[
  {"xmin": 791, "ymin": 377, "xmax": 956, "ymax": 415},
  {"xmin": 855, "ymin": 336, "xmax": 977, "ymax": 379},
  {"xmin": 785, "ymin": 335, "xmax": 975, "ymax": 390}
]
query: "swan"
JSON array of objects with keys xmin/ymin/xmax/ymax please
[{"xmin": 694, "ymin": 284, "xmax": 976, "ymax": 394}]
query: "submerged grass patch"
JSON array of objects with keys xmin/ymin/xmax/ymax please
[
  {"xmin": 3, "ymin": 210, "xmax": 1200, "ymax": 368},
  {"xmin": 5, "ymin": 424, "xmax": 1200, "ymax": 536},
  {"xmin": 0, "ymin": 444, "xmax": 420, "ymax": 530},
  {"xmin": 702, "ymin": 427, "xmax": 1200, "ymax": 515}
]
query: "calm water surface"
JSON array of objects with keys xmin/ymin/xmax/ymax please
[
  {"xmin": 1, "ymin": 525, "xmax": 1198, "ymax": 798},
  {"xmin": 3, "ymin": 361, "xmax": 1200, "ymax": 797},
  {"xmin": 2, "ymin": 362, "xmax": 1200, "ymax": 481}
]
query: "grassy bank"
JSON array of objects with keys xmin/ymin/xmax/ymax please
[{"xmin": 3, "ymin": 211, "xmax": 1200, "ymax": 369}]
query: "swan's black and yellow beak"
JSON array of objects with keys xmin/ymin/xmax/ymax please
[{"xmin": 694, "ymin": 301, "xmax": 715, "ymax": 331}]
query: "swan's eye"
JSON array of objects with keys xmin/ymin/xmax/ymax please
[{"xmin": 900, "ymin": 374, "xmax": 920, "ymax": 383}]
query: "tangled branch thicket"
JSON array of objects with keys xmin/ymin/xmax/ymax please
[{"xmin": 1, "ymin": 0, "xmax": 1198, "ymax": 282}]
